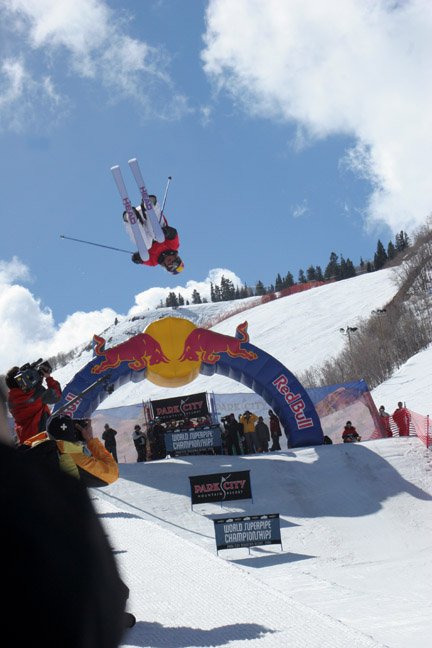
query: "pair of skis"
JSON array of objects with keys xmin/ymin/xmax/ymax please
[{"xmin": 111, "ymin": 158, "xmax": 164, "ymax": 261}]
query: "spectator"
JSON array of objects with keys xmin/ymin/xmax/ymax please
[
  {"xmin": 239, "ymin": 410, "xmax": 258, "ymax": 454},
  {"xmin": 392, "ymin": 401, "xmax": 411, "ymax": 437},
  {"xmin": 148, "ymin": 418, "xmax": 167, "ymax": 460},
  {"xmin": 0, "ymin": 384, "xmax": 130, "ymax": 647},
  {"xmin": 268, "ymin": 410, "xmax": 282, "ymax": 451},
  {"xmin": 255, "ymin": 416, "xmax": 270, "ymax": 452},
  {"xmin": 221, "ymin": 414, "xmax": 242, "ymax": 455},
  {"xmin": 47, "ymin": 417, "xmax": 119, "ymax": 487},
  {"xmin": 323, "ymin": 435, "xmax": 333, "ymax": 445},
  {"xmin": 6, "ymin": 361, "xmax": 62, "ymax": 444},
  {"xmin": 342, "ymin": 420, "xmax": 361, "ymax": 443},
  {"xmin": 102, "ymin": 423, "xmax": 118, "ymax": 462},
  {"xmin": 378, "ymin": 405, "xmax": 393, "ymax": 438},
  {"xmin": 133, "ymin": 424, "xmax": 147, "ymax": 462}
]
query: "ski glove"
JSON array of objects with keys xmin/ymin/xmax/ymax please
[
  {"xmin": 162, "ymin": 225, "xmax": 177, "ymax": 240},
  {"xmin": 132, "ymin": 252, "xmax": 143, "ymax": 264}
]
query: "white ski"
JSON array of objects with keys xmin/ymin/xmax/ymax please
[
  {"xmin": 111, "ymin": 165, "xmax": 150, "ymax": 261},
  {"xmin": 128, "ymin": 158, "xmax": 165, "ymax": 243}
]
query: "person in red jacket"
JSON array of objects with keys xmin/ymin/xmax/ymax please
[
  {"xmin": 6, "ymin": 362, "xmax": 62, "ymax": 445},
  {"xmin": 342, "ymin": 421, "xmax": 361, "ymax": 443},
  {"xmin": 126, "ymin": 195, "xmax": 184, "ymax": 274},
  {"xmin": 392, "ymin": 401, "xmax": 411, "ymax": 436}
]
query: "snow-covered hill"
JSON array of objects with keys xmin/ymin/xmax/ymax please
[
  {"xmin": 96, "ymin": 436, "xmax": 432, "ymax": 647},
  {"xmin": 54, "ymin": 267, "xmax": 431, "ymax": 416}
]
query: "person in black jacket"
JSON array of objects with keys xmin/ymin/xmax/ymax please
[
  {"xmin": 102, "ymin": 423, "xmax": 118, "ymax": 462},
  {"xmin": 221, "ymin": 414, "xmax": 242, "ymax": 455}
]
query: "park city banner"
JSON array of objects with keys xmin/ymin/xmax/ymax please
[
  {"xmin": 213, "ymin": 514, "xmax": 282, "ymax": 551},
  {"xmin": 165, "ymin": 425, "xmax": 222, "ymax": 455},
  {"xmin": 189, "ymin": 470, "xmax": 252, "ymax": 505},
  {"xmin": 151, "ymin": 392, "xmax": 209, "ymax": 422}
]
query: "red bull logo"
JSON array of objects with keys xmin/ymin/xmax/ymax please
[
  {"xmin": 179, "ymin": 321, "xmax": 258, "ymax": 364},
  {"xmin": 272, "ymin": 374, "xmax": 314, "ymax": 430},
  {"xmin": 91, "ymin": 333, "xmax": 169, "ymax": 374}
]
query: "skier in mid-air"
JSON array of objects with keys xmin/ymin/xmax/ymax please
[{"xmin": 123, "ymin": 194, "xmax": 184, "ymax": 275}]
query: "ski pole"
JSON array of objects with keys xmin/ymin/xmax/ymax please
[
  {"xmin": 49, "ymin": 373, "xmax": 113, "ymax": 420},
  {"xmin": 60, "ymin": 235, "xmax": 133, "ymax": 254},
  {"xmin": 161, "ymin": 176, "xmax": 172, "ymax": 213}
]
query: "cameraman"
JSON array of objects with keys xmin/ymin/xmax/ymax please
[{"xmin": 6, "ymin": 361, "xmax": 61, "ymax": 445}]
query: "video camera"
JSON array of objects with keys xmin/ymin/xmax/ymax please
[{"xmin": 15, "ymin": 359, "xmax": 53, "ymax": 391}]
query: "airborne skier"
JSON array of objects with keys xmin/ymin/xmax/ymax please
[
  {"xmin": 126, "ymin": 195, "xmax": 184, "ymax": 275},
  {"xmin": 111, "ymin": 158, "xmax": 184, "ymax": 275}
]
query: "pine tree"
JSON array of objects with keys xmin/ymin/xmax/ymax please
[
  {"xmin": 283, "ymin": 272, "xmax": 294, "ymax": 288},
  {"xmin": 306, "ymin": 265, "xmax": 317, "ymax": 281},
  {"xmin": 275, "ymin": 273, "xmax": 283, "ymax": 291},
  {"xmin": 191, "ymin": 289, "xmax": 202, "ymax": 304},
  {"xmin": 374, "ymin": 239, "xmax": 388, "ymax": 270},
  {"xmin": 298, "ymin": 269, "xmax": 306, "ymax": 283},
  {"xmin": 315, "ymin": 266, "xmax": 324, "ymax": 281},
  {"xmin": 255, "ymin": 280, "xmax": 266, "ymax": 295},
  {"xmin": 178, "ymin": 293, "xmax": 184, "ymax": 306},
  {"xmin": 165, "ymin": 292, "xmax": 178, "ymax": 307},
  {"xmin": 324, "ymin": 252, "xmax": 340, "ymax": 280},
  {"xmin": 395, "ymin": 230, "xmax": 410, "ymax": 252},
  {"xmin": 387, "ymin": 241, "xmax": 396, "ymax": 260}
]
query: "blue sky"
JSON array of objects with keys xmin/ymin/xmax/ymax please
[{"xmin": 1, "ymin": 0, "xmax": 431, "ymax": 372}]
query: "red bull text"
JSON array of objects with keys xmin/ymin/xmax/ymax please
[{"xmin": 272, "ymin": 374, "xmax": 314, "ymax": 430}]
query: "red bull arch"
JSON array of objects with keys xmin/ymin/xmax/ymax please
[{"xmin": 53, "ymin": 317, "xmax": 323, "ymax": 447}]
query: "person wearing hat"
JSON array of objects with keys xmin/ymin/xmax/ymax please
[
  {"xmin": 125, "ymin": 194, "xmax": 185, "ymax": 274},
  {"xmin": 47, "ymin": 416, "xmax": 119, "ymax": 487},
  {"xmin": 342, "ymin": 421, "xmax": 361, "ymax": 443},
  {"xmin": 132, "ymin": 424, "xmax": 147, "ymax": 462}
]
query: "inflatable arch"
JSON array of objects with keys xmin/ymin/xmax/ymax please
[{"xmin": 54, "ymin": 317, "xmax": 323, "ymax": 448}]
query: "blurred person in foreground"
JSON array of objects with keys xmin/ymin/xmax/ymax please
[{"xmin": 0, "ymin": 383, "xmax": 129, "ymax": 647}]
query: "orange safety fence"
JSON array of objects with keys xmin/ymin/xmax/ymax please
[{"xmin": 408, "ymin": 409, "xmax": 431, "ymax": 448}]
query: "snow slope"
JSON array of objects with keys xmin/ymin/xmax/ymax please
[{"xmin": 94, "ymin": 437, "xmax": 432, "ymax": 647}]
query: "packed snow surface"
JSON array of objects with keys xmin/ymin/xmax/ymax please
[{"xmin": 95, "ymin": 437, "xmax": 432, "ymax": 648}]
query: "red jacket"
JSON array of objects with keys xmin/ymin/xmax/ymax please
[
  {"xmin": 8, "ymin": 377, "xmax": 62, "ymax": 444},
  {"xmin": 392, "ymin": 407, "xmax": 410, "ymax": 436},
  {"xmin": 342, "ymin": 425, "xmax": 360, "ymax": 442},
  {"xmin": 143, "ymin": 227, "xmax": 179, "ymax": 266}
]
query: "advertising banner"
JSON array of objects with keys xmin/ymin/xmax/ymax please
[
  {"xmin": 214, "ymin": 514, "xmax": 281, "ymax": 551},
  {"xmin": 165, "ymin": 425, "xmax": 222, "ymax": 455},
  {"xmin": 189, "ymin": 470, "xmax": 252, "ymax": 505},
  {"xmin": 151, "ymin": 392, "xmax": 209, "ymax": 422}
]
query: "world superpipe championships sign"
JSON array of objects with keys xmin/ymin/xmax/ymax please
[
  {"xmin": 213, "ymin": 514, "xmax": 282, "ymax": 551},
  {"xmin": 189, "ymin": 470, "xmax": 252, "ymax": 505}
]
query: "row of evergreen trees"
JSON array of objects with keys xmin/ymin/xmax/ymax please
[{"xmin": 161, "ymin": 231, "xmax": 410, "ymax": 308}]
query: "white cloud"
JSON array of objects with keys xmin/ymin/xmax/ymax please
[
  {"xmin": 292, "ymin": 200, "xmax": 309, "ymax": 219},
  {"xmin": 0, "ymin": 258, "xmax": 244, "ymax": 373},
  {"xmin": 0, "ymin": 0, "xmax": 190, "ymax": 125},
  {"xmin": 0, "ymin": 257, "xmax": 117, "ymax": 373},
  {"xmin": 0, "ymin": 57, "xmax": 67, "ymax": 132},
  {"xmin": 202, "ymin": 0, "xmax": 432, "ymax": 233},
  {"xmin": 128, "ymin": 268, "xmax": 244, "ymax": 315}
]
